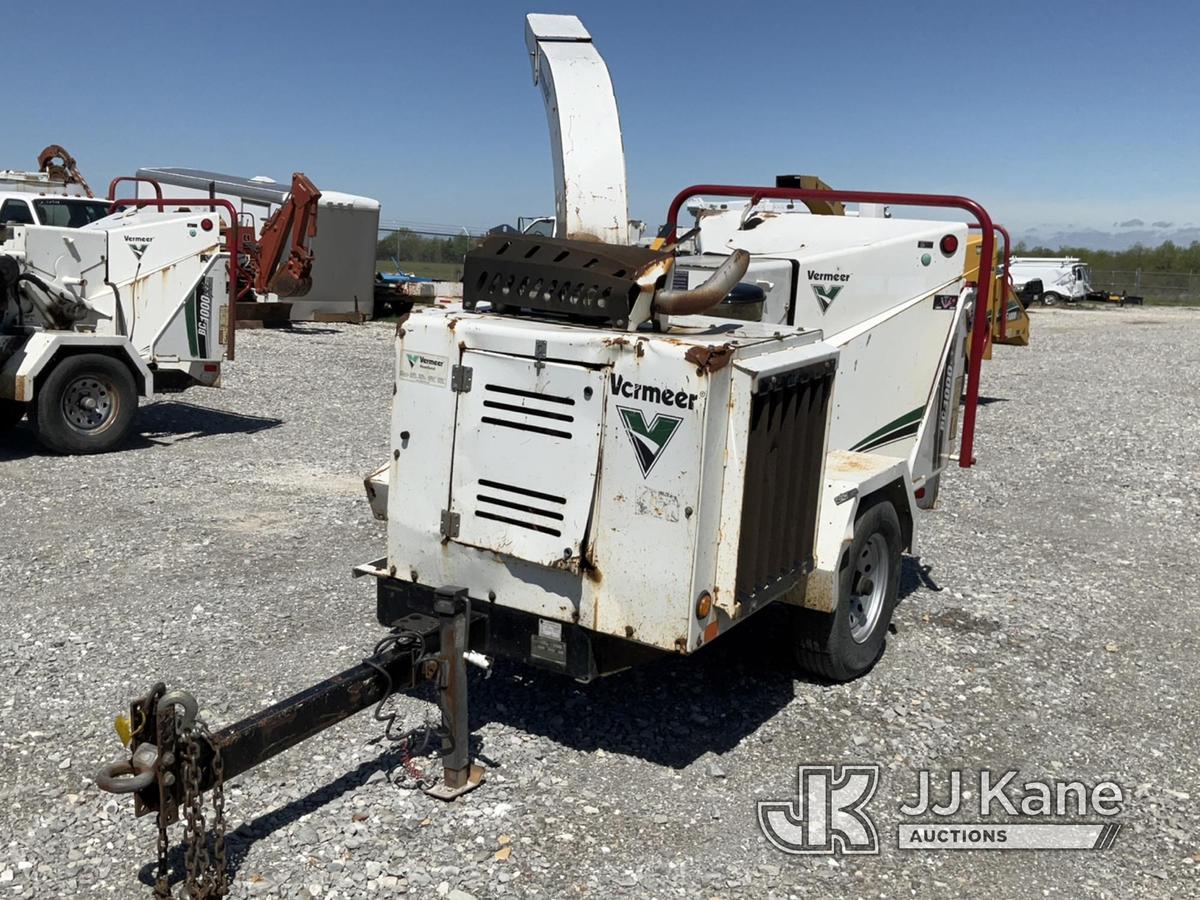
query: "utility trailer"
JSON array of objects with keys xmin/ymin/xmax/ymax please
[{"xmin": 93, "ymin": 13, "xmax": 1003, "ymax": 895}]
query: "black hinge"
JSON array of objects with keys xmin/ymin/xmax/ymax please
[
  {"xmin": 440, "ymin": 509, "xmax": 461, "ymax": 538},
  {"xmin": 450, "ymin": 365, "xmax": 473, "ymax": 393}
]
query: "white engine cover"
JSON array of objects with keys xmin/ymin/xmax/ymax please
[{"xmin": 386, "ymin": 309, "xmax": 838, "ymax": 654}]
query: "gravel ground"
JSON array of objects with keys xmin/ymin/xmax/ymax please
[{"xmin": 0, "ymin": 306, "xmax": 1197, "ymax": 899}]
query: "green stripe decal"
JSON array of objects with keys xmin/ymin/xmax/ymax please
[
  {"xmin": 855, "ymin": 421, "xmax": 921, "ymax": 453},
  {"xmin": 185, "ymin": 294, "xmax": 198, "ymax": 357},
  {"xmin": 850, "ymin": 406, "xmax": 924, "ymax": 453}
]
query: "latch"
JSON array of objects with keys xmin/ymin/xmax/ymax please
[{"xmin": 450, "ymin": 365, "xmax": 473, "ymax": 393}]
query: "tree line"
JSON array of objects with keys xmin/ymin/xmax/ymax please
[
  {"xmin": 375, "ymin": 229, "xmax": 476, "ymax": 265},
  {"xmin": 1014, "ymin": 239, "xmax": 1200, "ymax": 273}
]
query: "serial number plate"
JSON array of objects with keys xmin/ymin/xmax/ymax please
[{"xmin": 531, "ymin": 634, "xmax": 566, "ymax": 667}]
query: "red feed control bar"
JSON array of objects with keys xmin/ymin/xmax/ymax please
[{"xmin": 664, "ymin": 184, "xmax": 995, "ymax": 469}]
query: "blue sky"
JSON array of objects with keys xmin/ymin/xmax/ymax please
[{"xmin": 5, "ymin": 1, "xmax": 1197, "ymax": 247}]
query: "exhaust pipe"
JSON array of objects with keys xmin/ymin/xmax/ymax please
[{"xmin": 653, "ymin": 250, "xmax": 750, "ymax": 317}]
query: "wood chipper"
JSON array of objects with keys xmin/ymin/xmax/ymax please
[
  {"xmin": 93, "ymin": 13, "xmax": 1007, "ymax": 896},
  {"xmin": 0, "ymin": 173, "xmax": 319, "ymax": 454}
]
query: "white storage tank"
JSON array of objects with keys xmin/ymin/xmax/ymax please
[{"xmin": 135, "ymin": 167, "xmax": 380, "ymax": 321}]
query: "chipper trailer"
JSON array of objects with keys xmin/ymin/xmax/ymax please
[
  {"xmin": 0, "ymin": 173, "xmax": 320, "ymax": 454},
  {"xmin": 93, "ymin": 14, "xmax": 1002, "ymax": 897}
]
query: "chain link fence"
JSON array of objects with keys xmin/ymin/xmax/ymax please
[
  {"xmin": 375, "ymin": 224, "xmax": 488, "ymax": 283},
  {"xmin": 1090, "ymin": 269, "xmax": 1200, "ymax": 304}
]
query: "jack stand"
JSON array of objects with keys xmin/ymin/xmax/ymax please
[{"xmin": 424, "ymin": 586, "xmax": 485, "ymax": 800}]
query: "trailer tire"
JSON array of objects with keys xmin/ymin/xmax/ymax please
[
  {"xmin": 31, "ymin": 353, "xmax": 138, "ymax": 454},
  {"xmin": 0, "ymin": 399, "xmax": 25, "ymax": 431},
  {"xmin": 1041, "ymin": 291, "xmax": 1062, "ymax": 307},
  {"xmin": 793, "ymin": 498, "xmax": 903, "ymax": 682}
]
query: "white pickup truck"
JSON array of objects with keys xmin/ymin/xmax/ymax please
[{"xmin": 0, "ymin": 192, "xmax": 113, "ymax": 231}]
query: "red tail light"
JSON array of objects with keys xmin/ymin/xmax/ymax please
[
  {"xmin": 939, "ymin": 234, "xmax": 958, "ymax": 256},
  {"xmin": 200, "ymin": 218, "xmax": 214, "ymax": 232}
]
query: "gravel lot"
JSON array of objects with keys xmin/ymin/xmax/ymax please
[{"xmin": 0, "ymin": 306, "xmax": 1197, "ymax": 899}]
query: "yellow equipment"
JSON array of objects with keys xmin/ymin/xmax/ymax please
[{"xmin": 965, "ymin": 230, "xmax": 1030, "ymax": 359}]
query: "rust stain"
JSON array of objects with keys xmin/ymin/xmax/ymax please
[
  {"xmin": 801, "ymin": 570, "xmax": 837, "ymax": 613},
  {"xmin": 624, "ymin": 625, "xmax": 635, "ymax": 639},
  {"xmin": 684, "ymin": 342, "xmax": 734, "ymax": 374},
  {"xmin": 14, "ymin": 374, "xmax": 27, "ymax": 400},
  {"xmin": 829, "ymin": 450, "xmax": 879, "ymax": 474},
  {"xmin": 549, "ymin": 554, "xmax": 582, "ymax": 573}
]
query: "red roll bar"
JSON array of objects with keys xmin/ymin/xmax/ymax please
[
  {"xmin": 108, "ymin": 197, "xmax": 240, "ymax": 361},
  {"xmin": 107, "ymin": 176, "xmax": 163, "ymax": 204},
  {"xmin": 664, "ymin": 184, "xmax": 994, "ymax": 469},
  {"xmin": 970, "ymin": 222, "xmax": 1012, "ymax": 340}
]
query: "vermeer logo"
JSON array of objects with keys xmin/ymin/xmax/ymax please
[
  {"xmin": 808, "ymin": 270, "xmax": 850, "ymax": 312},
  {"xmin": 398, "ymin": 350, "xmax": 449, "ymax": 387},
  {"xmin": 617, "ymin": 406, "xmax": 682, "ymax": 478},
  {"xmin": 124, "ymin": 235, "xmax": 153, "ymax": 261}
]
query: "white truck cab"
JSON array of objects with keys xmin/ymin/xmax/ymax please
[
  {"xmin": 1008, "ymin": 256, "xmax": 1092, "ymax": 305},
  {"xmin": 0, "ymin": 192, "xmax": 113, "ymax": 231}
]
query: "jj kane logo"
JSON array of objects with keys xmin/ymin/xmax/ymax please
[
  {"xmin": 809, "ymin": 269, "xmax": 851, "ymax": 312},
  {"xmin": 759, "ymin": 765, "xmax": 880, "ymax": 855},
  {"xmin": 124, "ymin": 235, "xmax": 153, "ymax": 261},
  {"xmin": 617, "ymin": 406, "xmax": 682, "ymax": 478},
  {"xmin": 758, "ymin": 764, "xmax": 1125, "ymax": 854}
]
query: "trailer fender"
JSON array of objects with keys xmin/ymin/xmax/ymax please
[
  {"xmin": 364, "ymin": 461, "xmax": 390, "ymax": 521},
  {"xmin": 0, "ymin": 332, "xmax": 153, "ymax": 403},
  {"xmin": 800, "ymin": 450, "xmax": 916, "ymax": 613}
]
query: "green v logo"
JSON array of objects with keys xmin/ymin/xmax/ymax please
[
  {"xmin": 811, "ymin": 283, "xmax": 843, "ymax": 312},
  {"xmin": 407, "ymin": 353, "xmax": 419, "ymax": 367},
  {"xmin": 617, "ymin": 406, "xmax": 682, "ymax": 477}
]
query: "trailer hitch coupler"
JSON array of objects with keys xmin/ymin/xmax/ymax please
[{"xmin": 96, "ymin": 742, "xmax": 159, "ymax": 794}]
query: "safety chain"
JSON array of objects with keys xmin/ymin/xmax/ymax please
[
  {"xmin": 152, "ymin": 711, "xmax": 228, "ymax": 899},
  {"xmin": 181, "ymin": 720, "xmax": 228, "ymax": 898}
]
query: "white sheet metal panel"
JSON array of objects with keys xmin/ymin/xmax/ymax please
[{"xmin": 448, "ymin": 350, "xmax": 606, "ymax": 569}]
